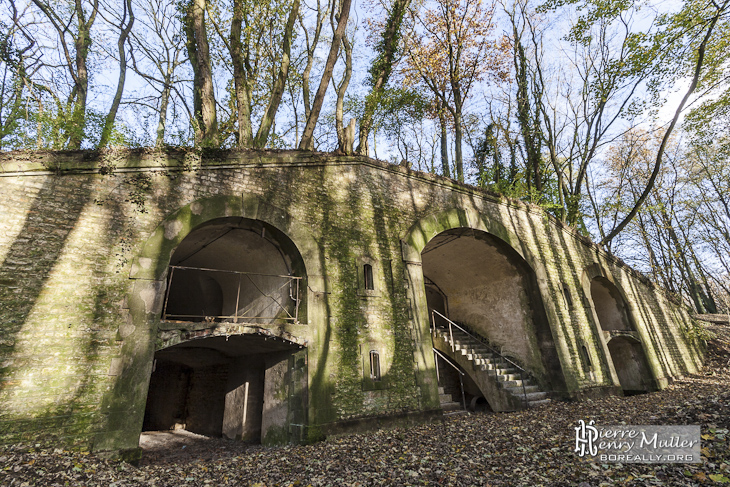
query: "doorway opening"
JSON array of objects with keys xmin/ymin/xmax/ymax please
[
  {"xmin": 143, "ymin": 335, "xmax": 305, "ymax": 443},
  {"xmin": 422, "ymin": 228, "xmax": 564, "ymax": 394},
  {"xmin": 144, "ymin": 216, "xmax": 308, "ymax": 445}
]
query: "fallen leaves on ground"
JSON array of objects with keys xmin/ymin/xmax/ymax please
[{"xmin": 1, "ymin": 324, "xmax": 729, "ymax": 486}]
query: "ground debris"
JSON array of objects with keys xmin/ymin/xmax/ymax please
[{"xmin": 1, "ymin": 324, "xmax": 729, "ymax": 486}]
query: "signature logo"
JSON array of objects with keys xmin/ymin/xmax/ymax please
[{"xmin": 575, "ymin": 419, "xmax": 599, "ymax": 457}]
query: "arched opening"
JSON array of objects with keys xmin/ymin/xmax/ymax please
[
  {"xmin": 422, "ymin": 228, "xmax": 564, "ymax": 400},
  {"xmin": 143, "ymin": 217, "xmax": 308, "ymax": 445},
  {"xmin": 590, "ymin": 277, "xmax": 631, "ymax": 331},
  {"xmin": 589, "ymin": 276, "xmax": 652, "ymax": 394},
  {"xmin": 163, "ymin": 217, "xmax": 305, "ymax": 325},
  {"xmin": 606, "ymin": 337, "xmax": 652, "ymax": 395}
]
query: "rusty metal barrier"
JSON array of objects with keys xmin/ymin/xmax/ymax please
[{"xmin": 162, "ymin": 265, "xmax": 302, "ymax": 324}]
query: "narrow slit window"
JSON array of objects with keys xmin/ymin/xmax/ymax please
[
  {"xmin": 562, "ymin": 285, "xmax": 573, "ymax": 309},
  {"xmin": 364, "ymin": 264, "xmax": 374, "ymax": 290},
  {"xmin": 581, "ymin": 345, "xmax": 592, "ymax": 370},
  {"xmin": 369, "ymin": 350, "xmax": 381, "ymax": 381}
]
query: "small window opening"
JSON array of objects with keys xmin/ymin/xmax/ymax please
[
  {"xmin": 562, "ymin": 285, "xmax": 573, "ymax": 309},
  {"xmin": 364, "ymin": 264, "xmax": 374, "ymax": 290},
  {"xmin": 369, "ymin": 350, "xmax": 381, "ymax": 381},
  {"xmin": 581, "ymin": 345, "xmax": 592, "ymax": 370}
]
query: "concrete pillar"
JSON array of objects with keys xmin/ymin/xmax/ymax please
[{"xmin": 222, "ymin": 357, "xmax": 265, "ymax": 441}]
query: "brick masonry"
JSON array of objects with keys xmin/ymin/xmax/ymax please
[{"xmin": 0, "ymin": 149, "xmax": 705, "ymax": 457}]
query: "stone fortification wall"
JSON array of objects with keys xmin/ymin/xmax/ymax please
[{"xmin": 0, "ymin": 149, "xmax": 704, "ymax": 457}]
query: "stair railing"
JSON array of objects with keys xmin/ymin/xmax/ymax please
[
  {"xmin": 432, "ymin": 348, "xmax": 467, "ymax": 411},
  {"xmin": 431, "ymin": 309, "xmax": 529, "ymax": 408}
]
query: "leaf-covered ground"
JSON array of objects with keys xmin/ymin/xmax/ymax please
[{"xmin": 2, "ymin": 324, "xmax": 729, "ymax": 486}]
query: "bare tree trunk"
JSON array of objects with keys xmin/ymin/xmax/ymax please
[
  {"xmin": 183, "ymin": 7, "xmax": 203, "ymax": 143},
  {"xmin": 253, "ymin": 0, "xmax": 300, "ymax": 148},
  {"xmin": 184, "ymin": 0, "xmax": 218, "ymax": 147},
  {"xmin": 438, "ymin": 100, "xmax": 449, "ymax": 178},
  {"xmin": 67, "ymin": 0, "xmax": 95, "ymax": 149},
  {"xmin": 453, "ymin": 106, "xmax": 463, "ymax": 182},
  {"xmin": 298, "ymin": 0, "xmax": 352, "ymax": 150},
  {"xmin": 299, "ymin": 2, "xmax": 324, "ymax": 127},
  {"xmin": 99, "ymin": 0, "xmax": 134, "ymax": 148},
  {"xmin": 155, "ymin": 73, "xmax": 172, "ymax": 146},
  {"xmin": 334, "ymin": 34, "xmax": 352, "ymax": 152},
  {"xmin": 356, "ymin": 0, "xmax": 411, "ymax": 155},
  {"xmin": 230, "ymin": 0, "xmax": 253, "ymax": 147}
]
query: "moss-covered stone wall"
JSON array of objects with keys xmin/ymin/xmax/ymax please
[{"xmin": 0, "ymin": 149, "xmax": 704, "ymax": 458}]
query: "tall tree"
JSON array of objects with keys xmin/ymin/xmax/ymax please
[
  {"xmin": 299, "ymin": 0, "xmax": 325, "ymax": 129},
  {"xmin": 600, "ymin": 0, "xmax": 729, "ymax": 245},
  {"xmin": 357, "ymin": 0, "xmax": 412, "ymax": 156},
  {"xmin": 208, "ymin": 0, "xmax": 302, "ymax": 147},
  {"xmin": 98, "ymin": 0, "xmax": 134, "ymax": 147},
  {"xmin": 128, "ymin": 0, "xmax": 190, "ymax": 146},
  {"xmin": 333, "ymin": 31, "xmax": 353, "ymax": 153},
  {"xmin": 298, "ymin": 0, "xmax": 352, "ymax": 150},
  {"xmin": 182, "ymin": 0, "xmax": 218, "ymax": 147},
  {"xmin": 401, "ymin": 0, "xmax": 506, "ymax": 181},
  {"xmin": 31, "ymin": 0, "xmax": 98, "ymax": 149},
  {"xmin": 0, "ymin": 2, "xmax": 36, "ymax": 149},
  {"xmin": 593, "ymin": 128, "xmax": 725, "ymax": 313}
]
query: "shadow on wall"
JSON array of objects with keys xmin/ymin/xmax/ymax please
[
  {"xmin": 0, "ymin": 176, "xmax": 92, "ymax": 384},
  {"xmin": 0, "ymin": 168, "xmax": 162, "ymax": 447}
]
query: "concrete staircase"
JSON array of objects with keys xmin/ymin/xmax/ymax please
[{"xmin": 433, "ymin": 326, "xmax": 551, "ymax": 411}]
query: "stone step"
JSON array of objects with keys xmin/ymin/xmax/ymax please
[
  {"xmin": 500, "ymin": 381, "xmax": 537, "ymax": 391},
  {"xmin": 471, "ymin": 356, "xmax": 498, "ymax": 365},
  {"xmin": 441, "ymin": 401, "xmax": 463, "ymax": 411},
  {"xmin": 469, "ymin": 348, "xmax": 494, "ymax": 355},
  {"xmin": 506, "ymin": 390, "xmax": 549, "ymax": 401},
  {"xmin": 493, "ymin": 367, "xmax": 517, "ymax": 375},
  {"xmin": 438, "ymin": 386, "xmax": 445, "ymax": 394},
  {"xmin": 497, "ymin": 373, "xmax": 523, "ymax": 382},
  {"xmin": 527, "ymin": 399, "xmax": 551, "ymax": 408},
  {"xmin": 477, "ymin": 363, "xmax": 508, "ymax": 372},
  {"xmin": 439, "ymin": 393, "xmax": 454, "ymax": 403}
]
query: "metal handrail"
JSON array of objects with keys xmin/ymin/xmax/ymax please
[
  {"xmin": 168, "ymin": 265, "xmax": 301, "ymax": 280},
  {"xmin": 431, "ymin": 309, "xmax": 529, "ymax": 408},
  {"xmin": 433, "ymin": 348, "xmax": 467, "ymax": 411}
]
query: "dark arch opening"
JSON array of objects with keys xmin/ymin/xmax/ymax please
[
  {"xmin": 606, "ymin": 337, "xmax": 652, "ymax": 395},
  {"xmin": 422, "ymin": 228, "xmax": 566, "ymax": 397},
  {"xmin": 163, "ymin": 217, "xmax": 306, "ymax": 325},
  {"xmin": 143, "ymin": 217, "xmax": 308, "ymax": 446},
  {"xmin": 590, "ymin": 277, "xmax": 631, "ymax": 331},
  {"xmin": 589, "ymin": 277, "xmax": 652, "ymax": 394}
]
